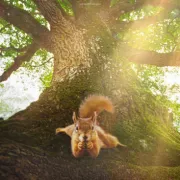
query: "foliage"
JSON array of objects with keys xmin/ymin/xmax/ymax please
[
  {"xmin": 115, "ymin": 8, "xmax": 180, "ymax": 133},
  {"xmin": 120, "ymin": 5, "xmax": 162, "ymax": 22},
  {"xmin": 111, "ymin": 0, "xmax": 136, "ymax": 7},
  {"xmin": 0, "ymin": 99, "xmax": 10, "ymax": 119},
  {"xmin": 3, "ymin": 0, "xmax": 49, "ymax": 27},
  {"xmin": 57, "ymin": 0, "xmax": 74, "ymax": 15},
  {"xmin": 23, "ymin": 49, "xmax": 53, "ymax": 89},
  {"xmin": 122, "ymin": 19, "xmax": 180, "ymax": 52}
]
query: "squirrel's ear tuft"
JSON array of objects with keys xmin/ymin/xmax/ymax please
[
  {"xmin": 72, "ymin": 112, "xmax": 77, "ymax": 123},
  {"xmin": 92, "ymin": 111, "xmax": 97, "ymax": 124}
]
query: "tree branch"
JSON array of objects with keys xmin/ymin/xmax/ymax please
[
  {"xmin": 32, "ymin": 0, "xmax": 63, "ymax": 25},
  {"xmin": 0, "ymin": 1, "xmax": 49, "ymax": 42},
  {"xmin": 0, "ymin": 43, "xmax": 39, "ymax": 82},
  {"xmin": 31, "ymin": 57, "xmax": 53, "ymax": 68},
  {"xmin": 127, "ymin": 48, "xmax": 180, "ymax": 67}
]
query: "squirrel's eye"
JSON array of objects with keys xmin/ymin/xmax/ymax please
[{"xmin": 76, "ymin": 126, "xmax": 79, "ymax": 131}]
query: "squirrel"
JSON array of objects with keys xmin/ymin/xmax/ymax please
[{"xmin": 56, "ymin": 95, "xmax": 126, "ymax": 158}]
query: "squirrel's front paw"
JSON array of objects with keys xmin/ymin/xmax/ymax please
[
  {"xmin": 56, "ymin": 128, "xmax": 63, "ymax": 135},
  {"xmin": 86, "ymin": 141, "xmax": 93, "ymax": 150},
  {"xmin": 78, "ymin": 142, "xmax": 85, "ymax": 150}
]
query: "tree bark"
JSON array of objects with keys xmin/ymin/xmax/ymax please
[
  {"xmin": 0, "ymin": 1, "xmax": 180, "ymax": 179},
  {"xmin": 1, "ymin": 62, "xmax": 180, "ymax": 179}
]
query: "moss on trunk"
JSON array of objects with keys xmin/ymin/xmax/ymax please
[{"xmin": 0, "ymin": 57, "xmax": 180, "ymax": 179}]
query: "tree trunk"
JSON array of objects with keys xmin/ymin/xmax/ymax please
[
  {"xmin": 0, "ymin": 0, "xmax": 180, "ymax": 179},
  {"xmin": 1, "ymin": 55, "xmax": 180, "ymax": 179}
]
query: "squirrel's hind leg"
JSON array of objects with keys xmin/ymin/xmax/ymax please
[
  {"xmin": 96, "ymin": 126, "xmax": 126, "ymax": 148},
  {"xmin": 105, "ymin": 134, "xmax": 126, "ymax": 148}
]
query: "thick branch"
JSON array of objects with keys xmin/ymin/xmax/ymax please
[
  {"xmin": 32, "ymin": 0, "xmax": 63, "ymax": 25},
  {"xmin": 0, "ymin": 43, "xmax": 39, "ymax": 82},
  {"xmin": 128, "ymin": 49, "xmax": 180, "ymax": 67},
  {"xmin": 0, "ymin": 1, "xmax": 48, "ymax": 42}
]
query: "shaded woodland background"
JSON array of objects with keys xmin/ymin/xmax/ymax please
[{"xmin": 0, "ymin": 0, "xmax": 180, "ymax": 179}]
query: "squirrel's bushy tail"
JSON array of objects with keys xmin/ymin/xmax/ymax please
[{"xmin": 79, "ymin": 95, "xmax": 114, "ymax": 118}]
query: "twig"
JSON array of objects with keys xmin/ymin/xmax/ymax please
[
  {"xmin": 0, "ymin": 42, "xmax": 39, "ymax": 82},
  {"xmin": 31, "ymin": 57, "xmax": 54, "ymax": 67}
]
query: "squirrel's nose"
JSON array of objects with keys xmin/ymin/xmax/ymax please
[{"xmin": 83, "ymin": 135, "xmax": 88, "ymax": 141}]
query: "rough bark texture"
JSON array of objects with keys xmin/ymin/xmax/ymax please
[
  {"xmin": 1, "ymin": 60, "xmax": 180, "ymax": 179},
  {"xmin": 0, "ymin": 0, "xmax": 180, "ymax": 83},
  {"xmin": 0, "ymin": 0, "xmax": 180, "ymax": 179},
  {"xmin": 1, "ymin": 137, "xmax": 180, "ymax": 180}
]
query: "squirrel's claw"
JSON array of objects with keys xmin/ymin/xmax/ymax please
[
  {"xmin": 86, "ymin": 141, "xmax": 93, "ymax": 149},
  {"xmin": 78, "ymin": 142, "xmax": 84, "ymax": 150},
  {"xmin": 117, "ymin": 142, "xmax": 127, "ymax": 148},
  {"xmin": 55, "ymin": 128, "xmax": 64, "ymax": 135}
]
